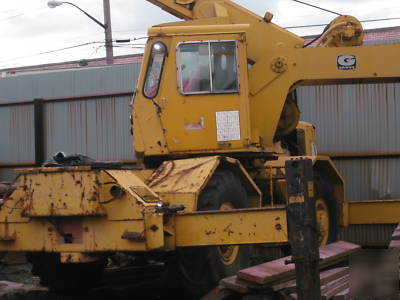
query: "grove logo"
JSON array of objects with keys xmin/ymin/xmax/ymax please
[{"xmin": 337, "ymin": 54, "xmax": 356, "ymax": 70}]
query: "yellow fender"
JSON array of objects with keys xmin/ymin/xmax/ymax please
[{"xmin": 147, "ymin": 156, "xmax": 262, "ymax": 211}]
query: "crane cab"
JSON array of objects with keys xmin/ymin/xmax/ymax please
[{"xmin": 132, "ymin": 24, "xmax": 257, "ymax": 160}]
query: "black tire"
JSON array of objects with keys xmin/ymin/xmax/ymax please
[
  {"xmin": 177, "ymin": 169, "xmax": 251, "ymax": 296},
  {"xmin": 314, "ymin": 176, "xmax": 339, "ymax": 245},
  {"xmin": 28, "ymin": 253, "xmax": 106, "ymax": 293}
]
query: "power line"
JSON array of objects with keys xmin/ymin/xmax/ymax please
[
  {"xmin": 0, "ymin": 41, "xmax": 103, "ymax": 64},
  {"xmin": 285, "ymin": 17, "xmax": 400, "ymax": 29},
  {"xmin": 0, "ymin": 6, "xmax": 48, "ymax": 23},
  {"xmin": 0, "ymin": 13, "xmax": 24, "ymax": 22},
  {"xmin": 0, "ymin": 35, "xmax": 148, "ymax": 66},
  {"xmin": 289, "ymin": 0, "xmax": 342, "ymax": 16},
  {"xmin": 111, "ymin": 45, "xmax": 145, "ymax": 48}
]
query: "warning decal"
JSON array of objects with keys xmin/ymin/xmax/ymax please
[{"xmin": 216, "ymin": 110, "xmax": 241, "ymax": 142}]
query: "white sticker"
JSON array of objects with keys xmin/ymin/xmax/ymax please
[{"xmin": 216, "ymin": 110, "xmax": 241, "ymax": 142}]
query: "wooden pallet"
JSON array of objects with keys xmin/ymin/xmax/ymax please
[{"xmin": 203, "ymin": 241, "xmax": 360, "ymax": 300}]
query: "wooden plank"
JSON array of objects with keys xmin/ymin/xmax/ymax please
[
  {"xmin": 391, "ymin": 224, "xmax": 400, "ymax": 243},
  {"xmin": 278, "ymin": 291, "xmax": 297, "ymax": 300},
  {"xmin": 390, "ymin": 224, "xmax": 400, "ymax": 240},
  {"xmin": 274, "ymin": 267, "xmax": 349, "ymax": 294},
  {"xmin": 389, "ymin": 240, "xmax": 400, "ymax": 248},
  {"xmin": 220, "ymin": 276, "xmax": 250, "ymax": 294},
  {"xmin": 238, "ymin": 241, "xmax": 359, "ymax": 285},
  {"xmin": 332, "ymin": 288, "xmax": 350, "ymax": 300},
  {"xmin": 321, "ymin": 275, "xmax": 349, "ymax": 299},
  {"xmin": 200, "ymin": 285, "xmax": 234, "ymax": 300}
]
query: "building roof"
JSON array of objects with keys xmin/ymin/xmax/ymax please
[{"xmin": 1, "ymin": 54, "xmax": 143, "ymax": 77}]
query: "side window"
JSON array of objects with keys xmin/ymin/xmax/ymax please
[
  {"xmin": 143, "ymin": 42, "xmax": 167, "ymax": 99},
  {"xmin": 178, "ymin": 41, "xmax": 239, "ymax": 95}
]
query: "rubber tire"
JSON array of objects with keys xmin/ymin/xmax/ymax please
[
  {"xmin": 28, "ymin": 253, "xmax": 106, "ymax": 293},
  {"xmin": 314, "ymin": 175, "xmax": 339, "ymax": 245},
  {"xmin": 177, "ymin": 169, "xmax": 251, "ymax": 296}
]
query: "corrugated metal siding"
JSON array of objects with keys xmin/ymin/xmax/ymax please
[
  {"xmin": 0, "ymin": 63, "xmax": 140, "ymax": 103},
  {"xmin": 45, "ymin": 96, "xmax": 135, "ymax": 161},
  {"xmin": 0, "ymin": 104, "xmax": 35, "ymax": 164},
  {"xmin": 0, "ymin": 63, "xmax": 140, "ymax": 181},
  {"xmin": 298, "ymin": 82, "xmax": 400, "ymax": 202},
  {"xmin": 334, "ymin": 158, "xmax": 400, "ymax": 201},
  {"xmin": 298, "ymin": 83, "xmax": 400, "ymax": 154},
  {"xmin": 339, "ymin": 224, "xmax": 396, "ymax": 246}
]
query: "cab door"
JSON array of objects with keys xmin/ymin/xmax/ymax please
[{"xmin": 158, "ymin": 31, "xmax": 251, "ymax": 154}]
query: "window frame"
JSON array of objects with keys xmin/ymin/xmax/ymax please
[
  {"xmin": 176, "ymin": 40, "xmax": 240, "ymax": 95},
  {"xmin": 142, "ymin": 41, "xmax": 168, "ymax": 99}
]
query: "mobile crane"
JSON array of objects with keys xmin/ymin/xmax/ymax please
[{"xmin": 1, "ymin": 0, "xmax": 400, "ymax": 296}]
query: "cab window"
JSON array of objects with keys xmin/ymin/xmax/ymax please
[
  {"xmin": 178, "ymin": 41, "xmax": 239, "ymax": 94},
  {"xmin": 143, "ymin": 42, "xmax": 167, "ymax": 98}
]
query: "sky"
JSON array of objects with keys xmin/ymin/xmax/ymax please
[{"xmin": 1, "ymin": 0, "xmax": 400, "ymax": 69}]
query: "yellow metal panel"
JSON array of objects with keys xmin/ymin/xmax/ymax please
[
  {"xmin": 148, "ymin": 156, "xmax": 261, "ymax": 210},
  {"xmin": 133, "ymin": 169, "xmax": 155, "ymax": 182},
  {"xmin": 132, "ymin": 37, "xmax": 171, "ymax": 156},
  {"xmin": 174, "ymin": 207, "xmax": 288, "ymax": 246},
  {"xmin": 289, "ymin": 196, "xmax": 304, "ymax": 204},
  {"xmin": 348, "ymin": 200, "xmax": 400, "ymax": 225},
  {"xmin": 146, "ymin": 0, "xmax": 194, "ymax": 20},
  {"xmin": 106, "ymin": 170, "xmax": 159, "ymax": 200},
  {"xmin": 98, "ymin": 187, "xmax": 143, "ymax": 221},
  {"xmin": 0, "ymin": 178, "xmax": 30, "ymax": 223},
  {"xmin": 102, "ymin": 169, "xmax": 161, "ymax": 220},
  {"xmin": 249, "ymin": 44, "xmax": 400, "ymax": 148},
  {"xmin": 0, "ymin": 219, "xmax": 147, "ymax": 252},
  {"xmin": 159, "ymin": 193, "xmax": 197, "ymax": 212},
  {"xmin": 148, "ymin": 156, "xmax": 219, "ymax": 194},
  {"xmin": 144, "ymin": 213, "xmax": 164, "ymax": 250},
  {"xmin": 20, "ymin": 171, "xmax": 106, "ymax": 217},
  {"xmin": 158, "ymin": 33, "xmax": 250, "ymax": 153},
  {"xmin": 148, "ymin": 24, "xmax": 249, "ymax": 36}
]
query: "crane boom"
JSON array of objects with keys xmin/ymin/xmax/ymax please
[
  {"xmin": 146, "ymin": 0, "xmax": 194, "ymax": 20},
  {"xmin": 145, "ymin": 0, "xmax": 304, "ymax": 64}
]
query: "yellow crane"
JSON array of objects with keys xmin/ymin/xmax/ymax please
[{"xmin": 1, "ymin": 0, "xmax": 400, "ymax": 295}]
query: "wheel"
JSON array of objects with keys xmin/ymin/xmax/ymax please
[
  {"xmin": 176, "ymin": 169, "xmax": 251, "ymax": 296},
  {"xmin": 314, "ymin": 176, "xmax": 339, "ymax": 245},
  {"xmin": 28, "ymin": 253, "xmax": 106, "ymax": 293}
]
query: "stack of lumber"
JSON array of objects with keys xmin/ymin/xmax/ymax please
[
  {"xmin": 389, "ymin": 223, "xmax": 400, "ymax": 249},
  {"xmin": 203, "ymin": 241, "xmax": 360, "ymax": 300}
]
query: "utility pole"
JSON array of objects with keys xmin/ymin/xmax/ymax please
[
  {"xmin": 103, "ymin": 0, "xmax": 114, "ymax": 65},
  {"xmin": 48, "ymin": 1, "xmax": 114, "ymax": 65}
]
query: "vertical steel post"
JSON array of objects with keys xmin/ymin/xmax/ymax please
[
  {"xmin": 34, "ymin": 99, "xmax": 45, "ymax": 166},
  {"xmin": 103, "ymin": 0, "xmax": 114, "ymax": 65},
  {"xmin": 285, "ymin": 158, "xmax": 321, "ymax": 300}
]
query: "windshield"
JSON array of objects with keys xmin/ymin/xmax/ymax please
[{"xmin": 178, "ymin": 41, "xmax": 239, "ymax": 95}]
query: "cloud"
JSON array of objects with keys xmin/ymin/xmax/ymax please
[{"xmin": 1, "ymin": 0, "xmax": 399, "ymax": 68}]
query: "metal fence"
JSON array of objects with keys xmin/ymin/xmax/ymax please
[
  {"xmin": 298, "ymin": 83, "xmax": 400, "ymax": 202},
  {"xmin": 0, "ymin": 63, "xmax": 139, "ymax": 181}
]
